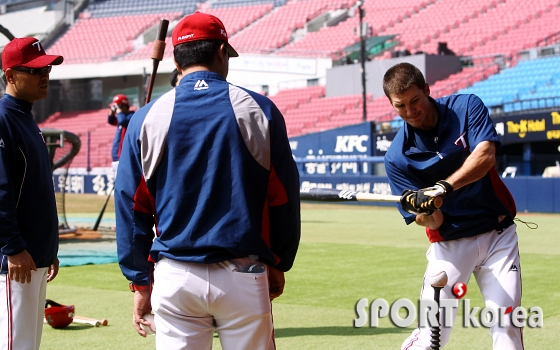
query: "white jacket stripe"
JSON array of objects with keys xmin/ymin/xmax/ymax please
[
  {"xmin": 228, "ymin": 85, "xmax": 270, "ymax": 171},
  {"xmin": 140, "ymin": 89, "xmax": 176, "ymax": 180}
]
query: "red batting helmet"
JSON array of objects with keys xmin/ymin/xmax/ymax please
[
  {"xmin": 45, "ymin": 299, "xmax": 74, "ymax": 328},
  {"xmin": 111, "ymin": 94, "xmax": 129, "ymax": 106}
]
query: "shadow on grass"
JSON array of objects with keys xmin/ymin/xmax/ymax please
[
  {"xmin": 274, "ymin": 326, "xmax": 409, "ymax": 338},
  {"xmin": 48, "ymin": 324, "xmax": 97, "ymax": 331}
]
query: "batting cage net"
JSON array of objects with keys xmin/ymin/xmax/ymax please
[{"xmin": 42, "ymin": 129, "xmax": 81, "ymax": 235}]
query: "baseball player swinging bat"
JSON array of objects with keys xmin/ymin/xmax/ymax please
[{"xmin": 300, "ymin": 187, "xmax": 444, "ymax": 208}]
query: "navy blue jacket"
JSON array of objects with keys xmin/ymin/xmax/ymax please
[
  {"xmin": 115, "ymin": 71, "xmax": 301, "ymax": 285},
  {"xmin": 0, "ymin": 94, "xmax": 59, "ymax": 273},
  {"xmin": 385, "ymin": 94, "xmax": 516, "ymax": 242}
]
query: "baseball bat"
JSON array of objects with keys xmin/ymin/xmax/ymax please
[
  {"xmin": 73, "ymin": 315, "xmax": 108, "ymax": 327},
  {"xmin": 300, "ymin": 187, "xmax": 444, "ymax": 207},
  {"xmin": 92, "ymin": 188, "xmax": 113, "ymax": 231},
  {"xmin": 429, "ymin": 271, "xmax": 448, "ymax": 350},
  {"xmin": 92, "ymin": 19, "xmax": 168, "ymax": 230},
  {"xmin": 145, "ymin": 18, "xmax": 169, "ymax": 105},
  {"xmin": 300, "ymin": 187, "xmax": 400, "ymax": 202}
]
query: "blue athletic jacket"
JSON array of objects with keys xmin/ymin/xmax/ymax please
[
  {"xmin": 0, "ymin": 94, "xmax": 59, "ymax": 273},
  {"xmin": 115, "ymin": 71, "xmax": 301, "ymax": 285},
  {"xmin": 385, "ymin": 94, "xmax": 516, "ymax": 242},
  {"xmin": 108, "ymin": 110, "xmax": 134, "ymax": 161}
]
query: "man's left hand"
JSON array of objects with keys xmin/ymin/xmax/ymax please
[
  {"xmin": 47, "ymin": 257, "xmax": 59, "ymax": 282},
  {"xmin": 419, "ymin": 180, "xmax": 453, "ymax": 199}
]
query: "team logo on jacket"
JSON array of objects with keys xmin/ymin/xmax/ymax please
[
  {"xmin": 0, "ymin": 138, "xmax": 4, "ymax": 148},
  {"xmin": 454, "ymin": 131, "xmax": 468, "ymax": 150},
  {"xmin": 194, "ymin": 80, "xmax": 209, "ymax": 91}
]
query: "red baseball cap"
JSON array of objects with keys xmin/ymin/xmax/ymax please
[
  {"xmin": 2, "ymin": 37, "xmax": 64, "ymax": 70},
  {"xmin": 172, "ymin": 12, "xmax": 239, "ymax": 57}
]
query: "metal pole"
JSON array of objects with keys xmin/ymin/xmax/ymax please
[
  {"xmin": 87, "ymin": 131, "xmax": 91, "ymax": 173},
  {"xmin": 358, "ymin": 1, "xmax": 367, "ymax": 122}
]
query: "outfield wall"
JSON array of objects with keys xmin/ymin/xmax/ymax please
[
  {"xmin": 53, "ymin": 172, "xmax": 560, "ymax": 213},
  {"xmin": 54, "ymin": 118, "xmax": 560, "ymax": 213},
  {"xmin": 299, "ymin": 175, "xmax": 560, "ymax": 213}
]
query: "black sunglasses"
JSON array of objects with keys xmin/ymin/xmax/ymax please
[{"xmin": 12, "ymin": 65, "xmax": 52, "ymax": 75}]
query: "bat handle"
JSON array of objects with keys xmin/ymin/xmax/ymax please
[
  {"xmin": 430, "ymin": 286, "xmax": 443, "ymax": 350},
  {"xmin": 145, "ymin": 19, "xmax": 169, "ymax": 105}
]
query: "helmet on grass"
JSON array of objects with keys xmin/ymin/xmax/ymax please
[{"xmin": 45, "ymin": 299, "xmax": 75, "ymax": 328}]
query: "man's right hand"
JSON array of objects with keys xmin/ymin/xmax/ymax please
[
  {"xmin": 8, "ymin": 250, "xmax": 37, "ymax": 284},
  {"xmin": 133, "ymin": 289, "xmax": 152, "ymax": 337}
]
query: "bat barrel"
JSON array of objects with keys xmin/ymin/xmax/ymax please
[{"xmin": 300, "ymin": 188, "xmax": 400, "ymax": 203}]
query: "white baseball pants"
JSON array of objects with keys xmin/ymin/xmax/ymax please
[
  {"xmin": 0, "ymin": 267, "xmax": 49, "ymax": 350},
  {"xmin": 151, "ymin": 257, "xmax": 275, "ymax": 350},
  {"xmin": 402, "ymin": 224, "xmax": 523, "ymax": 350}
]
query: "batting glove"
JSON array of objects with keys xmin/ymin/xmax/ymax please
[
  {"xmin": 408, "ymin": 180, "xmax": 452, "ymax": 215},
  {"xmin": 419, "ymin": 180, "xmax": 453, "ymax": 198},
  {"xmin": 400, "ymin": 190, "xmax": 435, "ymax": 216}
]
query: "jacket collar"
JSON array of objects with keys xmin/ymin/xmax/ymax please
[{"xmin": 3, "ymin": 93, "xmax": 33, "ymax": 114}]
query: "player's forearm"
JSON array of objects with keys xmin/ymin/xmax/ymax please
[{"xmin": 445, "ymin": 141, "xmax": 496, "ymax": 190}]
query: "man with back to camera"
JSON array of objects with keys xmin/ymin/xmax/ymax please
[
  {"xmin": 0, "ymin": 37, "xmax": 62, "ymax": 350},
  {"xmin": 115, "ymin": 12, "xmax": 301, "ymax": 350},
  {"xmin": 107, "ymin": 93, "xmax": 134, "ymax": 174},
  {"xmin": 383, "ymin": 63, "xmax": 522, "ymax": 349}
]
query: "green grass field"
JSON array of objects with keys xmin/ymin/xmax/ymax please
[{"xmin": 42, "ymin": 196, "xmax": 560, "ymax": 349}]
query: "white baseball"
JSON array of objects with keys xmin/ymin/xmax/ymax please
[
  {"xmin": 140, "ymin": 313, "xmax": 156, "ymax": 335},
  {"xmin": 428, "ymin": 270, "xmax": 448, "ymax": 288}
]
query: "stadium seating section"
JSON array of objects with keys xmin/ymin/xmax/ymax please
[
  {"xmin": 274, "ymin": 64, "xmax": 499, "ymax": 136},
  {"xmin": 48, "ymin": 13, "xmax": 184, "ymax": 64},
  {"xmin": 124, "ymin": 3, "xmax": 275, "ymax": 61},
  {"xmin": 460, "ymin": 55, "xmax": 560, "ymax": 113},
  {"xmin": 228, "ymin": 0, "xmax": 354, "ymax": 54},
  {"xmin": 34, "ymin": 0, "xmax": 560, "ymax": 63},
  {"xmin": 0, "ymin": 5, "xmax": 60, "ymax": 48},
  {"xmin": 5, "ymin": 0, "xmax": 560, "ymax": 167},
  {"xmin": 84, "ymin": 0, "xmax": 198, "ymax": 18},
  {"xmin": 39, "ymin": 110, "xmax": 114, "ymax": 169}
]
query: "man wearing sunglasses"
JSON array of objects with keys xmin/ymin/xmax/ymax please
[{"xmin": 0, "ymin": 37, "xmax": 63, "ymax": 350}]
